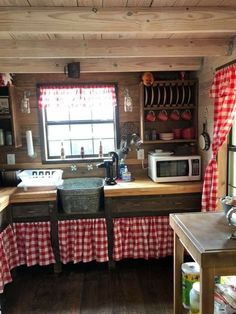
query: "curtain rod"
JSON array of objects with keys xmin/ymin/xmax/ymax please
[{"xmin": 215, "ymin": 59, "xmax": 236, "ymax": 71}]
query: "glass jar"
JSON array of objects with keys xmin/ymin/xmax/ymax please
[
  {"xmin": 0, "ymin": 129, "xmax": 5, "ymax": 146},
  {"xmin": 5, "ymin": 131, "xmax": 12, "ymax": 145}
]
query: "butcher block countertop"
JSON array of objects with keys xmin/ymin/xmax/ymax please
[
  {"xmin": 104, "ymin": 179, "xmax": 202, "ymax": 197},
  {"xmin": 0, "ymin": 178, "xmax": 203, "ymax": 211}
]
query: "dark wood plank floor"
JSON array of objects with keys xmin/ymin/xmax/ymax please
[{"xmin": 3, "ymin": 257, "xmax": 177, "ymax": 314}]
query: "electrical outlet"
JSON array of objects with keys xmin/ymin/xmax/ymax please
[
  {"xmin": 137, "ymin": 149, "xmax": 145, "ymax": 160},
  {"xmin": 7, "ymin": 154, "xmax": 15, "ymax": 165}
]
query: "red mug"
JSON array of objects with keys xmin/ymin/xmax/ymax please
[
  {"xmin": 182, "ymin": 127, "xmax": 195, "ymax": 139},
  {"xmin": 146, "ymin": 110, "xmax": 156, "ymax": 122},
  {"xmin": 181, "ymin": 109, "xmax": 192, "ymax": 121},
  {"xmin": 173, "ymin": 128, "xmax": 182, "ymax": 139},
  {"xmin": 158, "ymin": 110, "xmax": 168, "ymax": 122},
  {"xmin": 170, "ymin": 110, "xmax": 180, "ymax": 121}
]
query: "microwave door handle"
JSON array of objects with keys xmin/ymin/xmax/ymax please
[{"xmin": 189, "ymin": 159, "xmax": 192, "ymax": 177}]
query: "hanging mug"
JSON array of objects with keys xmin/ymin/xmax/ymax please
[
  {"xmin": 146, "ymin": 110, "xmax": 156, "ymax": 122},
  {"xmin": 158, "ymin": 110, "xmax": 168, "ymax": 122},
  {"xmin": 170, "ymin": 109, "xmax": 180, "ymax": 121},
  {"xmin": 181, "ymin": 109, "xmax": 192, "ymax": 121}
]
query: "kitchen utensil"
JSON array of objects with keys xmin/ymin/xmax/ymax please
[
  {"xmin": 150, "ymin": 86, "xmax": 154, "ymax": 107},
  {"xmin": 170, "ymin": 109, "xmax": 180, "ymax": 121},
  {"xmin": 199, "ymin": 123, "xmax": 210, "ymax": 151},
  {"xmin": 226, "ymin": 207, "xmax": 236, "ymax": 239},
  {"xmin": 158, "ymin": 110, "xmax": 168, "ymax": 121},
  {"xmin": 157, "ymin": 85, "xmax": 161, "ymax": 106},
  {"xmin": 146, "ymin": 110, "xmax": 156, "ymax": 122},
  {"xmin": 163, "ymin": 84, "xmax": 167, "ymax": 105},
  {"xmin": 173, "ymin": 128, "xmax": 182, "ymax": 139},
  {"xmin": 181, "ymin": 109, "xmax": 192, "ymax": 121},
  {"xmin": 159, "ymin": 132, "xmax": 174, "ymax": 140},
  {"xmin": 182, "ymin": 127, "xmax": 195, "ymax": 139},
  {"xmin": 187, "ymin": 85, "xmax": 191, "ymax": 105},
  {"xmin": 144, "ymin": 86, "xmax": 148, "ymax": 107}
]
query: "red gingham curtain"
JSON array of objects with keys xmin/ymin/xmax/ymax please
[
  {"xmin": 202, "ymin": 64, "xmax": 236, "ymax": 211},
  {"xmin": 58, "ymin": 219, "xmax": 108, "ymax": 264},
  {"xmin": 38, "ymin": 85, "xmax": 117, "ymax": 109},
  {"xmin": 113, "ymin": 216, "xmax": 173, "ymax": 261},
  {"xmin": 13, "ymin": 222, "xmax": 55, "ymax": 266},
  {"xmin": 0, "ymin": 225, "xmax": 19, "ymax": 293}
]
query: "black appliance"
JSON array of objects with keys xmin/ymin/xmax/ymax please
[
  {"xmin": 97, "ymin": 151, "xmax": 119, "ymax": 185},
  {"xmin": 0, "ymin": 170, "xmax": 21, "ymax": 186}
]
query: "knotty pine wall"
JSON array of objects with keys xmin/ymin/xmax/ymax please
[{"xmin": 0, "ymin": 72, "xmax": 150, "ymax": 178}]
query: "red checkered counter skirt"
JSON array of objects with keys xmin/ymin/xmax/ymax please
[
  {"xmin": 13, "ymin": 222, "xmax": 55, "ymax": 267},
  {"xmin": 58, "ymin": 219, "xmax": 109, "ymax": 264},
  {"xmin": 113, "ymin": 216, "xmax": 173, "ymax": 261},
  {"xmin": 0, "ymin": 225, "xmax": 19, "ymax": 293}
]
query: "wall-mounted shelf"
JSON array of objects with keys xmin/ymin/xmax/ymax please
[
  {"xmin": 0, "ymin": 86, "xmax": 22, "ymax": 148},
  {"xmin": 140, "ymin": 79, "xmax": 198, "ymax": 147}
]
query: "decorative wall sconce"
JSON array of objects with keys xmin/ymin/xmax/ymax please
[
  {"xmin": 124, "ymin": 88, "xmax": 133, "ymax": 112},
  {"xmin": 21, "ymin": 91, "xmax": 31, "ymax": 114}
]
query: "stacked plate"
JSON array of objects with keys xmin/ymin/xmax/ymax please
[{"xmin": 159, "ymin": 132, "xmax": 174, "ymax": 140}]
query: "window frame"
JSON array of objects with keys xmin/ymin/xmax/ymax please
[
  {"xmin": 37, "ymin": 83, "xmax": 120, "ymax": 164},
  {"xmin": 227, "ymin": 121, "xmax": 236, "ymax": 195}
]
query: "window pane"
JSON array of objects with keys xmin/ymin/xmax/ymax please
[
  {"xmin": 48, "ymin": 140, "xmax": 72, "ymax": 157},
  {"xmin": 71, "ymin": 140, "xmax": 93, "ymax": 155},
  {"xmin": 70, "ymin": 125, "xmax": 93, "ymax": 139},
  {"xmin": 93, "ymin": 124, "xmax": 114, "ymax": 139},
  {"xmin": 48, "ymin": 125, "xmax": 70, "ymax": 140},
  {"xmin": 94, "ymin": 139, "xmax": 115, "ymax": 154}
]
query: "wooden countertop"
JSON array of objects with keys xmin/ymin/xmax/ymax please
[
  {"xmin": 104, "ymin": 179, "xmax": 202, "ymax": 197},
  {"xmin": 0, "ymin": 178, "xmax": 203, "ymax": 209}
]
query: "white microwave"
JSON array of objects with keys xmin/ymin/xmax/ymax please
[{"xmin": 148, "ymin": 154, "xmax": 201, "ymax": 183}]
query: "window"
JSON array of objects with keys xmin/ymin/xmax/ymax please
[
  {"xmin": 228, "ymin": 120, "xmax": 236, "ymax": 196},
  {"xmin": 38, "ymin": 84, "xmax": 118, "ymax": 162}
]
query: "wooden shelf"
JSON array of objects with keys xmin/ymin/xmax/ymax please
[
  {"xmin": 143, "ymin": 104, "xmax": 195, "ymax": 110},
  {"xmin": 142, "ymin": 139, "xmax": 197, "ymax": 144}
]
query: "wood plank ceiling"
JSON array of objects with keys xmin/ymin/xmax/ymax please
[{"xmin": 0, "ymin": 0, "xmax": 236, "ymax": 73}]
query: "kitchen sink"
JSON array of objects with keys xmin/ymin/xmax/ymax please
[{"xmin": 57, "ymin": 177, "xmax": 104, "ymax": 213}]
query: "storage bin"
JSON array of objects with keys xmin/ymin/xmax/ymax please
[{"xmin": 57, "ymin": 178, "xmax": 104, "ymax": 213}]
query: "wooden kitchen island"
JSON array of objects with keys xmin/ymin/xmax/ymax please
[{"xmin": 170, "ymin": 212, "xmax": 236, "ymax": 314}]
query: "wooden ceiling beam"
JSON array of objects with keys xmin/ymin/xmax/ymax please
[
  {"xmin": 0, "ymin": 7, "xmax": 236, "ymax": 33},
  {"xmin": 0, "ymin": 57, "xmax": 203, "ymax": 73},
  {"xmin": 0, "ymin": 39, "xmax": 229, "ymax": 58}
]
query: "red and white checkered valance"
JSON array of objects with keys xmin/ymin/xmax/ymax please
[
  {"xmin": 38, "ymin": 84, "xmax": 117, "ymax": 109},
  {"xmin": 113, "ymin": 216, "xmax": 173, "ymax": 261},
  {"xmin": 58, "ymin": 219, "xmax": 108, "ymax": 264},
  {"xmin": 13, "ymin": 222, "xmax": 55, "ymax": 266},
  {"xmin": 202, "ymin": 64, "xmax": 236, "ymax": 211}
]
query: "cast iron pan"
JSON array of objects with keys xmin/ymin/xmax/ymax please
[{"xmin": 199, "ymin": 123, "xmax": 211, "ymax": 151}]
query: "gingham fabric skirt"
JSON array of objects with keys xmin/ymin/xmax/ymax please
[
  {"xmin": 58, "ymin": 219, "xmax": 109, "ymax": 264},
  {"xmin": 113, "ymin": 216, "xmax": 173, "ymax": 261}
]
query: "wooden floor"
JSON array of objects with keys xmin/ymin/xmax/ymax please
[{"xmin": 3, "ymin": 257, "xmax": 176, "ymax": 314}]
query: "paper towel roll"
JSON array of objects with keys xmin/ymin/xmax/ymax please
[{"xmin": 26, "ymin": 130, "xmax": 34, "ymax": 157}]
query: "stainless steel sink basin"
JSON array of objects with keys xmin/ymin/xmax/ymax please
[{"xmin": 57, "ymin": 177, "xmax": 104, "ymax": 213}]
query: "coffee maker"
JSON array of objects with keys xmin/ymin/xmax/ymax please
[{"xmin": 97, "ymin": 151, "xmax": 119, "ymax": 185}]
